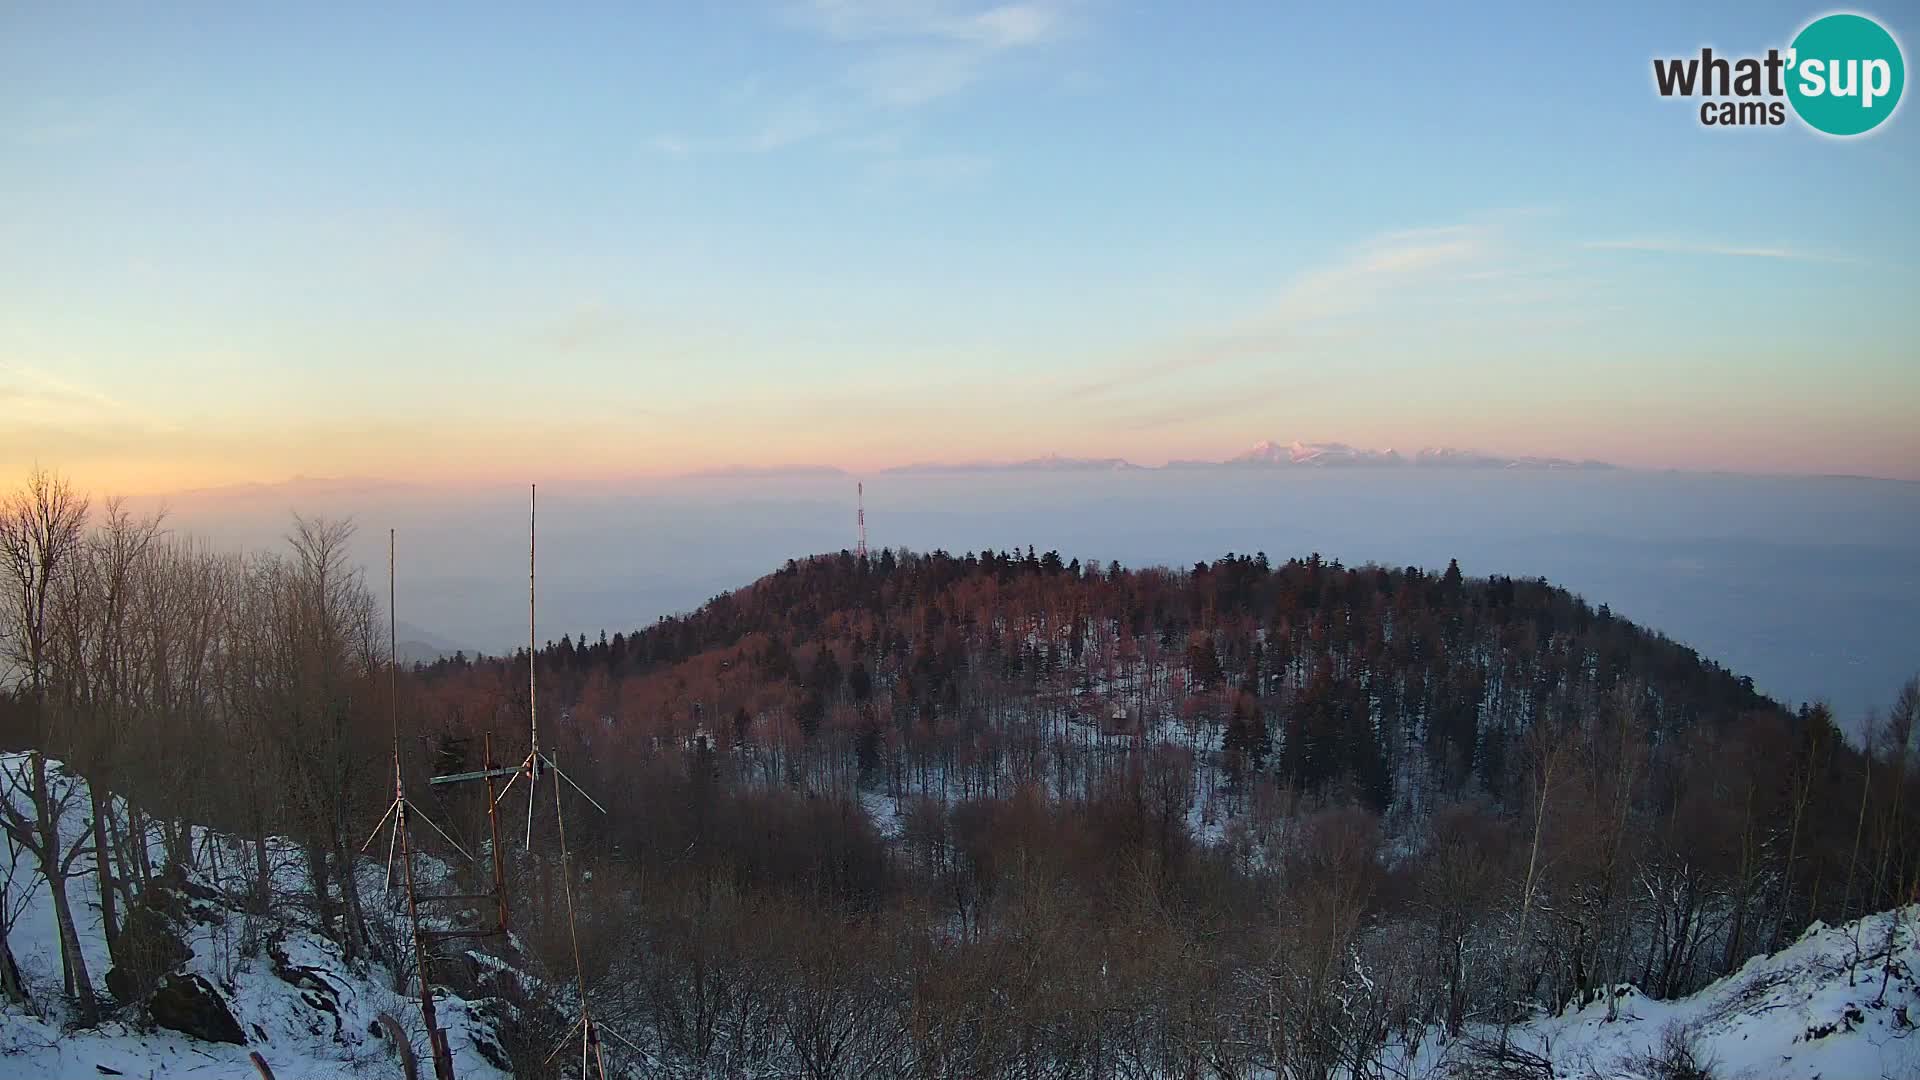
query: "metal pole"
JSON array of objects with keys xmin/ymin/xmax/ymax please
[
  {"xmin": 393, "ymin": 531, "xmax": 455, "ymax": 1080},
  {"xmin": 482, "ymin": 731, "xmax": 509, "ymax": 934},
  {"xmin": 554, "ymin": 749, "xmax": 589, "ymax": 1009},
  {"xmin": 390, "ymin": 530, "xmax": 398, "ymax": 761},
  {"xmin": 529, "ymin": 484, "xmax": 539, "ymax": 784},
  {"xmin": 552, "ymin": 748, "xmax": 604, "ymax": 1080},
  {"xmin": 399, "ymin": 806, "xmax": 453, "ymax": 1080}
]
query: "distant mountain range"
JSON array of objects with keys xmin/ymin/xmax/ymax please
[
  {"xmin": 394, "ymin": 619, "xmax": 474, "ymax": 665},
  {"xmin": 884, "ymin": 452, "xmax": 1144, "ymax": 476},
  {"xmin": 682, "ymin": 464, "xmax": 853, "ymax": 480},
  {"xmin": 1186, "ymin": 440, "xmax": 1616, "ymax": 471},
  {"xmin": 694, "ymin": 441, "xmax": 1616, "ymax": 477}
]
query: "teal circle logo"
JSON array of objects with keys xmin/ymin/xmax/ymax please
[{"xmin": 1787, "ymin": 13, "xmax": 1905, "ymax": 136}]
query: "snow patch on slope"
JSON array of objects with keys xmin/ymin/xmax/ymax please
[
  {"xmin": 1479, "ymin": 906, "xmax": 1920, "ymax": 1079},
  {"xmin": 0, "ymin": 754, "xmax": 515, "ymax": 1080}
]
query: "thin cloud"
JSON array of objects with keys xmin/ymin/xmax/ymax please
[
  {"xmin": 648, "ymin": 2, "xmax": 1069, "ymax": 173},
  {"xmin": 529, "ymin": 304, "xmax": 627, "ymax": 352},
  {"xmin": 0, "ymin": 363, "xmax": 155, "ymax": 428},
  {"xmin": 6, "ymin": 95, "xmax": 135, "ymax": 147},
  {"xmin": 847, "ymin": 48, "xmax": 988, "ymax": 108},
  {"xmin": 1065, "ymin": 215, "xmax": 1547, "ymax": 401},
  {"xmin": 861, "ymin": 150, "xmax": 994, "ymax": 189},
  {"xmin": 1583, "ymin": 238, "xmax": 1858, "ymax": 264},
  {"xmin": 1064, "ymin": 328, "xmax": 1296, "ymax": 401},
  {"xmin": 0, "ymin": 364, "xmax": 182, "ymax": 477},
  {"xmin": 647, "ymin": 135, "xmax": 692, "ymax": 159},
  {"xmin": 798, "ymin": 1, "xmax": 1063, "ymax": 48},
  {"xmin": 650, "ymin": 98, "xmax": 842, "ymax": 158},
  {"xmin": 798, "ymin": 0, "xmax": 1069, "ymax": 109},
  {"xmin": 1259, "ymin": 223, "xmax": 1491, "ymax": 328},
  {"xmin": 1112, "ymin": 374, "xmax": 1343, "ymax": 431}
]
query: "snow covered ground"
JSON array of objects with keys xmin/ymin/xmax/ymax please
[
  {"xmin": 0, "ymin": 753, "xmax": 514, "ymax": 1079},
  {"xmin": 1449, "ymin": 905, "xmax": 1920, "ymax": 1080},
  {"xmin": 2, "ymin": 748, "xmax": 1914, "ymax": 1079}
]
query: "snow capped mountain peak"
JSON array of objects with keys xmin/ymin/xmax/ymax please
[
  {"xmin": 1015, "ymin": 452, "xmax": 1139, "ymax": 471},
  {"xmin": 1217, "ymin": 440, "xmax": 1617, "ymax": 470},
  {"xmin": 1227, "ymin": 440, "xmax": 1404, "ymax": 466},
  {"xmin": 1226, "ymin": 440, "xmax": 1286, "ymax": 463},
  {"xmin": 692, "ymin": 443, "xmax": 1619, "ymax": 475},
  {"xmin": 1413, "ymin": 446, "xmax": 1616, "ymax": 470}
]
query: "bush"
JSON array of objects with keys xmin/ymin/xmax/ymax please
[
  {"xmin": 1636, "ymin": 1024, "xmax": 1717, "ymax": 1080},
  {"xmin": 104, "ymin": 902, "xmax": 191, "ymax": 1005},
  {"xmin": 1456, "ymin": 1034, "xmax": 1555, "ymax": 1080}
]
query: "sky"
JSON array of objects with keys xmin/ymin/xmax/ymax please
[{"xmin": 3, "ymin": 0, "xmax": 1918, "ymax": 493}]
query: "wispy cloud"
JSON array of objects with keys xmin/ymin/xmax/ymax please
[
  {"xmin": 0, "ymin": 363, "xmax": 180, "ymax": 472},
  {"xmin": 815, "ymin": 1, "xmax": 1066, "ymax": 106},
  {"xmin": 846, "ymin": 49, "xmax": 989, "ymax": 108},
  {"xmin": 649, "ymin": 97, "xmax": 843, "ymax": 158},
  {"xmin": 1062, "ymin": 329, "xmax": 1297, "ymax": 401},
  {"xmin": 861, "ymin": 150, "xmax": 994, "ymax": 189},
  {"xmin": 0, "ymin": 363, "xmax": 155, "ymax": 428},
  {"xmin": 1066, "ymin": 214, "xmax": 1553, "ymax": 402},
  {"xmin": 798, "ymin": 1, "xmax": 1063, "ymax": 50},
  {"xmin": 1266, "ymin": 225, "xmax": 1488, "ymax": 325},
  {"xmin": 529, "ymin": 304, "xmax": 628, "ymax": 353},
  {"xmin": 650, "ymin": 2, "xmax": 1071, "ymax": 166},
  {"xmin": 5, "ymin": 96, "xmax": 135, "ymax": 147},
  {"xmin": 1583, "ymin": 238, "xmax": 1857, "ymax": 264},
  {"xmin": 1112, "ymin": 375, "xmax": 1342, "ymax": 432}
]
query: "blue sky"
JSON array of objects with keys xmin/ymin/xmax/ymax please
[{"xmin": 3, "ymin": 0, "xmax": 1916, "ymax": 490}]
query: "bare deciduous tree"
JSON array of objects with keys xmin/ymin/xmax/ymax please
[{"xmin": 0, "ymin": 468, "xmax": 96, "ymax": 1017}]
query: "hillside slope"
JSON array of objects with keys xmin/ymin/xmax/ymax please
[
  {"xmin": 407, "ymin": 550, "xmax": 1914, "ymax": 1042},
  {"xmin": 1472, "ymin": 905, "xmax": 1920, "ymax": 1079},
  {"xmin": 2, "ymin": 741, "xmax": 1911, "ymax": 1080},
  {"xmin": 0, "ymin": 752, "xmax": 1913, "ymax": 1078},
  {"xmin": 0, "ymin": 753, "xmax": 516, "ymax": 1080}
]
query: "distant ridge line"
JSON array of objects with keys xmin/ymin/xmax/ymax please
[{"xmin": 693, "ymin": 441, "xmax": 1621, "ymax": 478}]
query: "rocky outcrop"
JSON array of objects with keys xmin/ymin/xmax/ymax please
[
  {"xmin": 147, "ymin": 972, "xmax": 246, "ymax": 1045},
  {"xmin": 104, "ymin": 904, "xmax": 190, "ymax": 1005}
]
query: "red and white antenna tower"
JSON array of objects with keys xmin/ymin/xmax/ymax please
[{"xmin": 856, "ymin": 481, "xmax": 868, "ymax": 559}]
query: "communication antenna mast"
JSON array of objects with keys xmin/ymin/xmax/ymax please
[
  {"xmin": 538, "ymin": 746, "xmax": 644, "ymax": 1078},
  {"xmin": 467, "ymin": 484, "xmax": 609, "ymax": 842},
  {"xmin": 423, "ymin": 484, "xmax": 632, "ymax": 1077},
  {"xmin": 434, "ymin": 486, "xmax": 608, "ymax": 839},
  {"xmin": 361, "ymin": 530, "xmax": 488, "ymax": 1080},
  {"xmin": 856, "ymin": 481, "xmax": 868, "ymax": 560}
]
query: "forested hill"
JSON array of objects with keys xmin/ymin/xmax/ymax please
[
  {"xmin": 7, "ymin": 485, "xmax": 1911, "ymax": 1076},
  {"xmin": 426, "ymin": 548, "xmax": 1786, "ymax": 813}
]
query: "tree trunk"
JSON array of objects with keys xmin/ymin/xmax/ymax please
[
  {"xmin": 123, "ymin": 802, "xmax": 155, "ymax": 896},
  {"xmin": 26, "ymin": 757, "xmax": 100, "ymax": 1022},
  {"xmin": 305, "ymin": 835, "xmax": 336, "ymax": 945},
  {"xmin": 334, "ymin": 829, "xmax": 372, "ymax": 964},
  {"xmin": 251, "ymin": 803, "xmax": 272, "ymax": 915},
  {"xmin": 90, "ymin": 785, "xmax": 120, "ymax": 960},
  {"xmin": 0, "ymin": 920, "xmax": 29, "ymax": 1008},
  {"xmin": 250, "ymin": 836, "xmax": 271, "ymax": 914},
  {"xmin": 45, "ymin": 869, "xmax": 96, "ymax": 1019}
]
